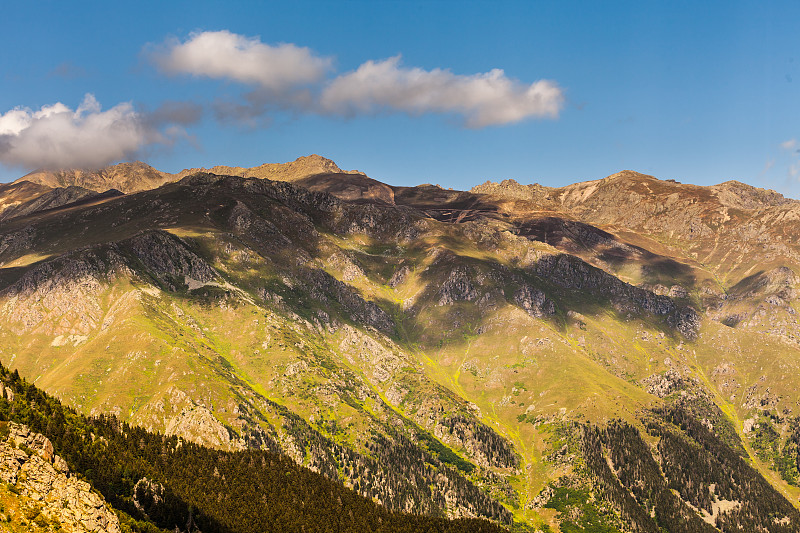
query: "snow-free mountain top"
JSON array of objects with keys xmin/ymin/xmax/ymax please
[{"xmin": 173, "ymin": 154, "xmax": 365, "ymax": 182}]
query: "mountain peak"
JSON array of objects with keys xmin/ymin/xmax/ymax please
[
  {"xmin": 107, "ymin": 160, "xmax": 157, "ymax": 171},
  {"xmin": 293, "ymin": 153, "xmax": 342, "ymax": 170},
  {"xmin": 174, "ymin": 154, "xmax": 363, "ymax": 183},
  {"xmin": 603, "ymin": 169, "xmax": 657, "ymax": 182}
]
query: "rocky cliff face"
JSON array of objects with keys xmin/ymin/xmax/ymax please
[{"xmin": 0, "ymin": 422, "xmax": 121, "ymax": 533}]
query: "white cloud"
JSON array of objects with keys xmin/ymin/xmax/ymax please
[
  {"xmin": 0, "ymin": 102, "xmax": 70, "ymax": 136},
  {"xmin": 152, "ymin": 30, "xmax": 332, "ymax": 91},
  {"xmin": 781, "ymin": 138, "xmax": 798, "ymax": 151},
  {"xmin": 0, "ymin": 94, "xmax": 184, "ymax": 170},
  {"xmin": 148, "ymin": 33, "xmax": 564, "ymax": 128},
  {"xmin": 320, "ymin": 56, "xmax": 564, "ymax": 127}
]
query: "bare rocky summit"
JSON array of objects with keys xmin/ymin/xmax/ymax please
[
  {"xmin": 173, "ymin": 154, "xmax": 364, "ymax": 182},
  {"xmin": 18, "ymin": 161, "xmax": 172, "ymax": 194}
]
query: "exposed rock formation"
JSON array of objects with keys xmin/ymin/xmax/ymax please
[
  {"xmin": 438, "ymin": 267, "xmax": 478, "ymax": 305},
  {"xmin": 128, "ymin": 230, "xmax": 217, "ymax": 290},
  {"xmin": 512, "ymin": 285, "xmax": 555, "ymax": 318},
  {"xmin": 0, "ymin": 422, "xmax": 121, "ymax": 532},
  {"xmin": 174, "ymin": 154, "xmax": 363, "ymax": 183}
]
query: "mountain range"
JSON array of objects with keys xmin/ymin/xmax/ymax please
[{"xmin": 1, "ymin": 155, "xmax": 799, "ymax": 532}]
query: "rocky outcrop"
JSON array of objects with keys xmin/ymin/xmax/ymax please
[
  {"xmin": 438, "ymin": 267, "xmax": 478, "ymax": 306},
  {"xmin": 337, "ymin": 324, "xmax": 402, "ymax": 383},
  {"xmin": 512, "ymin": 284, "xmax": 555, "ymax": 317},
  {"xmin": 132, "ymin": 477, "xmax": 166, "ymax": 520},
  {"xmin": 0, "ymin": 225, "xmax": 36, "ymax": 259},
  {"xmin": 389, "ymin": 265, "xmax": 410, "ymax": 288},
  {"xmin": 667, "ymin": 306, "xmax": 701, "ymax": 339},
  {"xmin": 710, "ymin": 181, "xmax": 793, "ymax": 210},
  {"xmin": 0, "ymin": 249, "xmax": 124, "ymax": 335},
  {"xmin": 470, "ymin": 178, "xmax": 552, "ymax": 202},
  {"xmin": 303, "ymin": 268, "xmax": 395, "ymax": 333},
  {"xmin": 328, "ymin": 250, "xmax": 366, "ymax": 281},
  {"xmin": 535, "ymin": 253, "xmax": 700, "ymax": 338},
  {"xmin": 642, "ymin": 370, "xmax": 685, "ymax": 398},
  {"xmin": 710, "ymin": 267, "xmax": 800, "ymax": 343},
  {"xmin": 128, "ymin": 231, "xmax": 217, "ymax": 291},
  {"xmin": 226, "ymin": 200, "xmax": 295, "ymax": 253},
  {"xmin": 0, "ymin": 422, "xmax": 121, "ymax": 532},
  {"xmin": 165, "ymin": 404, "xmax": 242, "ymax": 449}
]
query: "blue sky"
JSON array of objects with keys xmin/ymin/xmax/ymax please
[{"xmin": 2, "ymin": 1, "xmax": 799, "ymax": 196}]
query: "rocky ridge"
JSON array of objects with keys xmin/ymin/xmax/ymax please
[{"xmin": 173, "ymin": 154, "xmax": 365, "ymax": 183}]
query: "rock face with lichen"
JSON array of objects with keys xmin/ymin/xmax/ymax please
[{"xmin": 0, "ymin": 422, "xmax": 121, "ymax": 533}]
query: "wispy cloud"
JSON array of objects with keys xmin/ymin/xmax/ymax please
[
  {"xmin": 320, "ymin": 56, "xmax": 564, "ymax": 127},
  {"xmin": 777, "ymin": 139, "xmax": 800, "ymax": 187},
  {"xmin": 758, "ymin": 158, "xmax": 775, "ymax": 177},
  {"xmin": 148, "ymin": 32, "xmax": 564, "ymax": 128},
  {"xmin": 141, "ymin": 100, "xmax": 204, "ymax": 127},
  {"xmin": 0, "ymin": 94, "xmax": 190, "ymax": 170},
  {"xmin": 151, "ymin": 30, "xmax": 332, "ymax": 92},
  {"xmin": 48, "ymin": 61, "xmax": 87, "ymax": 79}
]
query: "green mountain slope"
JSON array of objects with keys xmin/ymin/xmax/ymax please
[
  {"xmin": 0, "ymin": 159, "xmax": 799, "ymax": 531},
  {"xmin": 0, "ymin": 362, "xmax": 507, "ymax": 533}
]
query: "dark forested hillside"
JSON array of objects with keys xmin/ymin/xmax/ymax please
[{"xmin": 578, "ymin": 412, "xmax": 800, "ymax": 533}]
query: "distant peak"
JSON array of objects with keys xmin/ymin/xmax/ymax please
[
  {"xmin": 109, "ymin": 161, "xmax": 156, "ymax": 170},
  {"xmin": 13, "ymin": 160, "xmax": 171, "ymax": 194},
  {"xmin": 293, "ymin": 154, "xmax": 340, "ymax": 167},
  {"xmin": 283, "ymin": 154, "xmax": 344, "ymax": 174},
  {"xmin": 603, "ymin": 170, "xmax": 656, "ymax": 182},
  {"xmin": 714, "ymin": 179, "xmax": 764, "ymax": 191}
]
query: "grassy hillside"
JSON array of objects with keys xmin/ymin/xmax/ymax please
[{"xmin": 1, "ymin": 162, "xmax": 799, "ymax": 531}]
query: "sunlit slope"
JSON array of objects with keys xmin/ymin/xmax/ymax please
[{"xmin": 1, "ymin": 163, "xmax": 799, "ymax": 530}]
